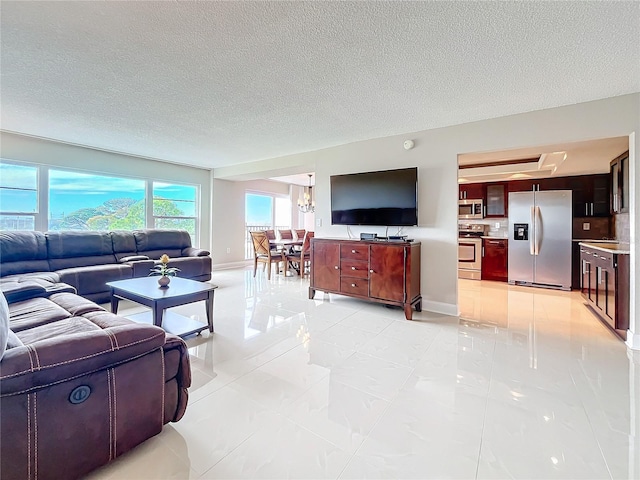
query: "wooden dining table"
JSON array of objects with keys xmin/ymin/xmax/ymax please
[
  {"xmin": 269, "ymin": 239, "xmax": 304, "ymax": 274},
  {"xmin": 269, "ymin": 239, "xmax": 303, "ymax": 253}
]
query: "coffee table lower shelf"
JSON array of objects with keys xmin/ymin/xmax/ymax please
[{"xmin": 125, "ymin": 310, "xmax": 209, "ymax": 338}]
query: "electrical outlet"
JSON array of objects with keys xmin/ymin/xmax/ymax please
[
  {"xmin": 316, "ymin": 218, "xmax": 322, "ymax": 227},
  {"xmin": 226, "ymin": 247, "xmax": 231, "ymax": 253},
  {"xmin": 495, "ymin": 222, "xmax": 501, "ymax": 229},
  {"xmin": 583, "ymin": 222, "xmax": 590, "ymax": 231}
]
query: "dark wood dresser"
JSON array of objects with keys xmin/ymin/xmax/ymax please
[{"xmin": 309, "ymin": 238, "xmax": 422, "ymax": 320}]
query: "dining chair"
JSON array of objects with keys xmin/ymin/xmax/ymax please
[
  {"xmin": 294, "ymin": 229, "xmax": 306, "ymax": 241},
  {"xmin": 284, "ymin": 231, "xmax": 314, "ymax": 277},
  {"xmin": 250, "ymin": 231, "xmax": 284, "ymax": 280},
  {"xmin": 278, "ymin": 229, "xmax": 293, "ymax": 240}
]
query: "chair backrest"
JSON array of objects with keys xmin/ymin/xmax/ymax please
[
  {"xmin": 250, "ymin": 231, "xmax": 271, "ymax": 256},
  {"xmin": 301, "ymin": 231, "xmax": 314, "ymax": 255},
  {"xmin": 294, "ymin": 229, "xmax": 306, "ymax": 241},
  {"xmin": 278, "ymin": 229, "xmax": 293, "ymax": 240},
  {"xmin": 264, "ymin": 230, "xmax": 276, "ymax": 241}
]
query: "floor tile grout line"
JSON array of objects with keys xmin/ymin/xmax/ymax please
[
  {"xmin": 474, "ymin": 334, "xmax": 498, "ymax": 480},
  {"xmin": 567, "ymin": 364, "xmax": 615, "ymax": 480}
]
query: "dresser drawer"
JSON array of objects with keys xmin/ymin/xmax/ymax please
[
  {"xmin": 340, "ymin": 244, "xmax": 369, "ymax": 261},
  {"xmin": 340, "ymin": 277, "xmax": 369, "ymax": 296},
  {"xmin": 341, "ymin": 259, "xmax": 369, "ymax": 278}
]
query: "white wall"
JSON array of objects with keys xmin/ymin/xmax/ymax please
[
  {"xmin": 211, "ymin": 178, "xmax": 291, "ymax": 266},
  {"xmin": 0, "ymin": 132, "xmax": 213, "ymax": 249},
  {"xmin": 215, "ymin": 93, "xmax": 640, "ymax": 348}
]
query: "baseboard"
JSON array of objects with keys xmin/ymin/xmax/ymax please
[
  {"xmin": 421, "ymin": 300, "xmax": 458, "ymax": 317},
  {"xmin": 626, "ymin": 331, "xmax": 640, "ymax": 351},
  {"xmin": 212, "ymin": 260, "xmax": 250, "ymax": 270}
]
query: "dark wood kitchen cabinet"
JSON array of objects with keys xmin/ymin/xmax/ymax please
[
  {"xmin": 580, "ymin": 244, "xmax": 629, "ymax": 340},
  {"xmin": 485, "ymin": 183, "xmax": 508, "ymax": 218},
  {"xmin": 568, "ymin": 174, "xmax": 610, "ymax": 217},
  {"xmin": 481, "ymin": 238, "xmax": 508, "ymax": 282},
  {"xmin": 310, "ymin": 238, "xmax": 422, "ymax": 320},
  {"xmin": 610, "ymin": 151, "xmax": 629, "ymax": 214},
  {"xmin": 459, "ymin": 183, "xmax": 484, "ymax": 200}
]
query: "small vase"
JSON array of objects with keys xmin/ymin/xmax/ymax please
[{"xmin": 158, "ymin": 276, "xmax": 171, "ymax": 288}]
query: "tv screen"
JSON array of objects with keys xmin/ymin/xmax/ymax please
[{"xmin": 330, "ymin": 167, "xmax": 418, "ymax": 226}]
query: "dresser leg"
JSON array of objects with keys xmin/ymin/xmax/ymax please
[
  {"xmin": 404, "ymin": 304, "xmax": 413, "ymax": 320},
  {"xmin": 308, "ymin": 287, "xmax": 316, "ymax": 299}
]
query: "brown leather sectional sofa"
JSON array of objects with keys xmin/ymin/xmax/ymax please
[
  {"xmin": 0, "ymin": 229, "xmax": 212, "ymax": 303},
  {"xmin": 0, "ymin": 229, "xmax": 207, "ymax": 479},
  {"xmin": 0, "ymin": 289, "xmax": 191, "ymax": 479}
]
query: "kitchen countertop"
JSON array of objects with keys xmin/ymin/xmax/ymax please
[
  {"xmin": 578, "ymin": 242, "xmax": 630, "ymax": 254},
  {"xmin": 572, "ymin": 239, "xmax": 618, "ymax": 243}
]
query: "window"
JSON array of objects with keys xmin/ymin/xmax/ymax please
[
  {"xmin": 244, "ymin": 192, "xmax": 291, "ymax": 259},
  {"xmin": 0, "ymin": 162, "xmax": 38, "ymax": 230},
  {"xmin": 153, "ymin": 182, "xmax": 197, "ymax": 241},
  {"xmin": 0, "ymin": 160, "xmax": 202, "ymax": 246},
  {"xmin": 49, "ymin": 169, "xmax": 145, "ymax": 230}
]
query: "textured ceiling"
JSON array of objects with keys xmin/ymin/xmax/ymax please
[{"xmin": 1, "ymin": 1, "xmax": 638, "ymax": 169}]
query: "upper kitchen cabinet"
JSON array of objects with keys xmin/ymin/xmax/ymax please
[
  {"xmin": 610, "ymin": 151, "xmax": 629, "ymax": 214},
  {"xmin": 567, "ymin": 174, "xmax": 610, "ymax": 217},
  {"xmin": 507, "ymin": 179, "xmax": 537, "ymax": 192},
  {"xmin": 459, "ymin": 183, "xmax": 484, "ymax": 200},
  {"xmin": 485, "ymin": 183, "xmax": 507, "ymax": 218}
]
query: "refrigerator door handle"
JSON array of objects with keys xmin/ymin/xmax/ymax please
[
  {"xmin": 534, "ymin": 206, "xmax": 542, "ymax": 255},
  {"xmin": 529, "ymin": 206, "xmax": 535, "ymax": 255}
]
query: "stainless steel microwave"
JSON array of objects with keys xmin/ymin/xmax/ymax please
[{"xmin": 458, "ymin": 199, "xmax": 484, "ymax": 219}]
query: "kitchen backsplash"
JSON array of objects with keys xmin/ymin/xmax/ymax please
[
  {"xmin": 613, "ymin": 213, "xmax": 630, "ymax": 243},
  {"xmin": 572, "ymin": 217, "xmax": 612, "ymax": 240},
  {"xmin": 461, "ymin": 216, "xmax": 619, "ymax": 241},
  {"xmin": 458, "ymin": 218, "xmax": 508, "ymax": 237}
]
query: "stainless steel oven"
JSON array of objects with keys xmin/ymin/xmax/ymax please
[
  {"xmin": 458, "ymin": 199, "xmax": 484, "ymax": 219},
  {"xmin": 458, "ymin": 238, "xmax": 482, "ymax": 280},
  {"xmin": 458, "ymin": 224, "xmax": 488, "ymax": 280}
]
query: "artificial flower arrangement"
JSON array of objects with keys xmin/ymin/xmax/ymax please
[{"xmin": 149, "ymin": 254, "xmax": 181, "ymax": 277}]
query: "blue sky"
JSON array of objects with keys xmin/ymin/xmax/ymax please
[{"xmin": 0, "ymin": 163, "xmax": 196, "ymax": 216}]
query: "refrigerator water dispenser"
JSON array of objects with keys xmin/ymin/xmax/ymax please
[{"xmin": 514, "ymin": 223, "xmax": 528, "ymax": 241}]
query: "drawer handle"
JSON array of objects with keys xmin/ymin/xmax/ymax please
[
  {"xmin": 370, "ymin": 269, "xmax": 374, "ymax": 273},
  {"xmin": 351, "ymin": 283, "xmax": 357, "ymax": 287},
  {"xmin": 351, "ymin": 266, "xmax": 356, "ymax": 270},
  {"xmin": 600, "ymin": 256, "xmax": 607, "ymax": 260},
  {"xmin": 351, "ymin": 250, "xmax": 356, "ymax": 254},
  {"xmin": 334, "ymin": 266, "xmax": 339, "ymax": 270},
  {"xmin": 593, "ymin": 253, "xmax": 599, "ymax": 257}
]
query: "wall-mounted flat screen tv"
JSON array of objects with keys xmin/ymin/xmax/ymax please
[{"xmin": 330, "ymin": 167, "xmax": 418, "ymax": 226}]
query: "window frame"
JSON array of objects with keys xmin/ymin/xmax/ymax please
[{"xmin": 0, "ymin": 159, "xmax": 201, "ymax": 245}]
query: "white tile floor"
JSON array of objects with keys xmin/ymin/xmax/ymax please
[{"xmin": 87, "ymin": 270, "xmax": 640, "ymax": 479}]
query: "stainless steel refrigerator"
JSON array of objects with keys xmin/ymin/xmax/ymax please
[{"xmin": 508, "ymin": 190, "xmax": 572, "ymax": 290}]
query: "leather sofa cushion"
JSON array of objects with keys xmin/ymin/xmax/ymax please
[
  {"xmin": 0, "ymin": 231, "xmax": 47, "ymax": 262},
  {"xmin": 162, "ymin": 256, "xmax": 212, "ymax": 279},
  {"xmin": 49, "ymin": 254, "xmax": 118, "ymax": 271},
  {"xmin": 15, "ymin": 316, "xmax": 101, "ymax": 344},
  {"xmin": 8, "ymin": 297, "xmax": 72, "ymax": 332},
  {"xmin": 56, "ymin": 264, "xmax": 132, "ymax": 295},
  {"xmin": 46, "ymin": 231, "xmax": 115, "ymax": 258},
  {"xmin": 0, "ymin": 259, "xmax": 51, "ymax": 278},
  {"xmin": 0, "ymin": 281, "xmax": 47, "ymax": 304},
  {"xmin": 111, "ymin": 230, "xmax": 138, "ymax": 255},
  {"xmin": 134, "ymin": 229, "xmax": 191, "ymax": 253}
]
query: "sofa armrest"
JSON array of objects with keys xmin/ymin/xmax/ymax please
[
  {"xmin": 0, "ymin": 281, "xmax": 47, "ymax": 304},
  {"xmin": 0, "ymin": 323, "xmax": 166, "ymax": 396},
  {"xmin": 119, "ymin": 255, "xmax": 150, "ymax": 263},
  {"xmin": 182, "ymin": 247, "xmax": 210, "ymax": 257},
  {"xmin": 120, "ymin": 258, "xmax": 156, "ymax": 278}
]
